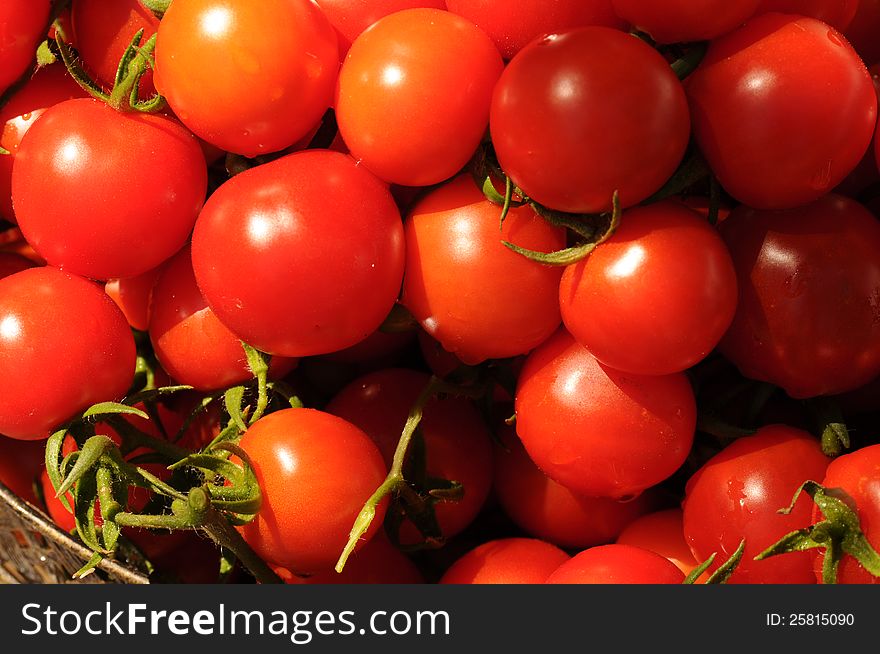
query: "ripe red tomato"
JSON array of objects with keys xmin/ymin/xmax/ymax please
[
  {"xmin": 440, "ymin": 538, "xmax": 570, "ymax": 584},
  {"xmin": 280, "ymin": 536, "xmax": 423, "ymax": 584},
  {"xmin": 191, "ymin": 150, "xmax": 404, "ymax": 358},
  {"xmin": 611, "ymin": 0, "xmax": 759, "ymax": 43},
  {"xmin": 326, "ymin": 368, "xmax": 493, "ymax": 543},
  {"xmin": 12, "ymin": 99, "xmax": 207, "ymax": 280},
  {"xmin": 490, "ymin": 27, "xmax": 690, "ymax": 214},
  {"xmin": 0, "ymin": 0, "xmax": 51, "ymax": 97},
  {"xmin": 239, "ymin": 408, "xmax": 388, "ymax": 575},
  {"xmin": 846, "ymin": 0, "xmax": 880, "ymax": 66},
  {"xmin": 401, "ymin": 175, "xmax": 565, "ymax": 365},
  {"xmin": 616, "ymin": 509, "xmax": 704, "ymax": 579},
  {"xmin": 814, "ymin": 444, "xmax": 880, "ymax": 584},
  {"xmin": 0, "ymin": 252, "xmax": 35, "ymax": 280},
  {"xmin": 686, "ymin": 13, "xmax": 876, "ymax": 210},
  {"xmin": 335, "ymin": 8, "xmax": 503, "ymax": 186},
  {"xmin": 444, "ymin": 0, "xmax": 624, "ymax": 59},
  {"xmin": 560, "ymin": 201, "xmax": 737, "ymax": 376},
  {"xmin": 719, "ymin": 194, "xmax": 880, "ymax": 398},
  {"xmin": 515, "ymin": 329, "xmax": 696, "ymax": 500},
  {"xmin": 756, "ymin": 0, "xmax": 859, "ymax": 31},
  {"xmin": 683, "ymin": 425, "xmax": 830, "ymax": 584},
  {"xmin": 546, "ymin": 544, "xmax": 686, "ymax": 584},
  {"xmin": 0, "ymin": 436, "xmax": 44, "ymax": 505},
  {"xmin": 0, "ymin": 64, "xmax": 86, "ymax": 224},
  {"xmin": 105, "ymin": 265, "xmax": 163, "ymax": 332},
  {"xmin": 155, "ymin": 0, "xmax": 339, "ymax": 157},
  {"xmin": 0, "ymin": 268, "xmax": 135, "ymax": 440}
]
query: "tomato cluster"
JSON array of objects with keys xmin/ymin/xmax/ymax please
[{"xmin": 1, "ymin": 0, "xmax": 880, "ymax": 585}]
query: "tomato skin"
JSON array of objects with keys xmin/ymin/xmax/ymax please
[
  {"xmin": 0, "ymin": 0, "xmax": 51, "ymax": 96},
  {"xmin": 0, "ymin": 252, "xmax": 35, "ymax": 280},
  {"xmin": 546, "ymin": 544, "xmax": 686, "ymax": 584},
  {"xmin": 815, "ymin": 445, "xmax": 880, "ymax": 584},
  {"xmin": 0, "ymin": 436, "xmax": 43, "ymax": 504},
  {"xmin": 280, "ymin": 536, "xmax": 423, "ymax": 584},
  {"xmin": 440, "ymin": 538, "xmax": 570, "ymax": 584},
  {"xmin": 491, "ymin": 27, "xmax": 689, "ymax": 214},
  {"xmin": 611, "ymin": 0, "xmax": 759, "ymax": 43},
  {"xmin": 12, "ymin": 99, "xmax": 207, "ymax": 280},
  {"xmin": 0, "ymin": 64, "xmax": 86, "ymax": 224},
  {"xmin": 326, "ymin": 368, "xmax": 493, "ymax": 543},
  {"xmin": 401, "ymin": 176, "xmax": 565, "ymax": 365},
  {"xmin": 155, "ymin": 0, "xmax": 339, "ymax": 157},
  {"xmin": 515, "ymin": 329, "xmax": 696, "ymax": 500},
  {"xmin": 616, "ymin": 509, "xmax": 704, "ymax": 579},
  {"xmin": 105, "ymin": 265, "xmax": 163, "ymax": 332},
  {"xmin": 191, "ymin": 150, "xmax": 404, "ymax": 358},
  {"xmin": 336, "ymin": 8, "xmax": 503, "ymax": 187},
  {"xmin": 686, "ymin": 13, "xmax": 876, "ymax": 210},
  {"xmin": 560, "ymin": 201, "xmax": 737, "ymax": 376},
  {"xmin": 756, "ymin": 0, "xmax": 859, "ymax": 31},
  {"xmin": 683, "ymin": 425, "xmax": 830, "ymax": 584},
  {"xmin": 238, "ymin": 408, "xmax": 388, "ymax": 575},
  {"xmin": 846, "ymin": 0, "xmax": 880, "ymax": 66},
  {"xmin": 719, "ymin": 194, "xmax": 880, "ymax": 399},
  {"xmin": 444, "ymin": 0, "xmax": 625, "ymax": 60},
  {"xmin": 0, "ymin": 268, "xmax": 135, "ymax": 440}
]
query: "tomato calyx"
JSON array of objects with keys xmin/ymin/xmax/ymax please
[
  {"xmin": 755, "ymin": 481, "xmax": 880, "ymax": 584},
  {"xmin": 805, "ymin": 397, "xmax": 851, "ymax": 458},
  {"xmin": 139, "ymin": 0, "xmax": 172, "ymax": 19},
  {"xmin": 683, "ymin": 539, "xmax": 746, "ymax": 584}
]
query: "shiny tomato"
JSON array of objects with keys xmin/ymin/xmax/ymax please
[
  {"xmin": 440, "ymin": 538, "xmax": 570, "ymax": 584},
  {"xmin": 611, "ymin": 0, "xmax": 759, "ymax": 43},
  {"xmin": 0, "ymin": 0, "xmax": 51, "ymax": 96},
  {"xmin": 336, "ymin": 8, "xmax": 503, "ymax": 186},
  {"xmin": 683, "ymin": 425, "xmax": 830, "ymax": 584},
  {"xmin": 0, "ymin": 436, "xmax": 43, "ymax": 504},
  {"xmin": 239, "ymin": 408, "xmax": 388, "ymax": 575},
  {"xmin": 105, "ymin": 265, "xmax": 163, "ymax": 332},
  {"xmin": 756, "ymin": 0, "xmax": 859, "ymax": 31},
  {"xmin": 0, "ymin": 268, "xmax": 135, "ymax": 440},
  {"xmin": 546, "ymin": 544, "xmax": 686, "ymax": 584},
  {"xmin": 515, "ymin": 329, "xmax": 696, "ymax": 500},
  {"xmin": 155, "ymin": 0, "xmax": 339, "ymax": 157},
  {"xmin": 719, "ymin": 194, "xmax": 880, "ymax": 398},
  {"xmin": 686, "ymin": 13, "xmax": 876, "ymax": 209},
  {"xmin": 616, "ymin": 509, "xmax": 704, "ymax": 579},
  {"xmin": 280, "ymin": 536, "xmax": 423, "ymax": 584},
  {"xmin": 192, "ymin": 150, "xmax": 404, "ymax": 358},
  {"xmin": 560, "ymin": 201, "xmax": 737, "ymax": 375},
  {"xmin": 401, "ymin": 175, "xmax": 565, "ymax": 364}
]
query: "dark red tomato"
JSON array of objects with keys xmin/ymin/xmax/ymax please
[
  {"xmin": 335, "ymin": 9, "xmax": 503, "ymax": 187},
  {"xmin": 319, "ymin": 329, "xmax": 416, "ymax": 366},
  {"xmin": 401, "ymin": 176, "xmax": 565, "ymax": 365},
  {"xmin": 756, "ymin": 0, "xmax": 859, "ymax": 31},
  {"xmin": 280, "ymin": 536, "xmax": 423, "ymax": 584},
  {"xmin": 560, "ymin": 201, "xmax": 737, "ymax": 376},
  {"xmin": 326, "ymin": 368, "xmax": 493, "ymax": 543},
  {"xmin": 155, "ymin": 0, "xmax": 338, "ymax": 157},
  {"xmin": 491, "ymin": 27, "xmax": 689, "ymax": 214},
  {"xmin": 12, "ymin": 99, "xmax": 207, "ymax": 280},
  {"xmin": 0, "ymin": 436, "xmax": 44, "ymax": 505},
  {"xmin": 683, "ymin": 425, "xmax": 830, "ymax": 584},
  {"xmin": 418, "ymin": 330, "xmax": 466, "ymax": 378},
  {"xmin": 616, "ymin": 509, "xmax": 704, "ymax": 579},
  {"xmin": 0, "ymin": 252, "xmax": 35, "ymax": 280},
  {"xmin": 546, "ymin": 544, "xmax": 685, "ymax": 584},
  {"xmin": 0, "ymin": 0, "xmax": 51, "ymax": 96},
  {"xmin": 105, "ymin": 265, "xmax": 163, "ymax": 332},
  {"xmin": 0, "ymin": 64, "xmax": 86, "ymax": 224},
  {"xmin": 846, "ymin": 0, "xmax": 880, "ymax": 66},
  {"xmin": 445, "ymin": 0, "xmax": 625, "ymax": 59},
  {"xmin": 515, "ymin": 329, "xmax": 696, "ymax": 500},
  {"xmin": 719, "ymin": 194, "xmax": 880, "ymax": 398},
  {"xmin": 238, "ymin": 408, "xmax": 388, "ymax": 575},
  {"xmin": 687, "ymin": 14, "xmax": 876, "ymax": 210},
  {"xmin": 440, "ymin": 538, "xmax": 570, "ymax": 584},
  {"xmin": 71, "ymin": 0, "xmax": 160, "ymax": 96},
  {"xmin": 611, "ymin": 0, "xmax": 759, "ymax": 43},
  {"xmin": 149, "ymin": 245, "xmax": 297, "ymax": 391},
  {"xmin": 494, "ymin": 426, "xmax": 657, "ymax": 549},
  {"xmin": 314, "ymin": 0, "xmax": 445, "ymax": 57},
  {"xmin": 0, "ymin": 268, "xmax": 135, "ymax": 440},
  {"xmin": 191, "ymin": 150, "xmax": 404, "ymax": 358},
  {"xmin": 815, "ymin": 444, "xmax": 880, "ymax": 584}
]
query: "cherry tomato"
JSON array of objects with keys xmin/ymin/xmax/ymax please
[
  {"xmin": 105, "ymin": 265, "xmax": 163, "ymax": 332},
  {"xmin": 12, "ymin": 98, "xmax": 207, "ymax": 280},
  {"xmin": 0, "ymin": 0, "xmax": 51, "ymax": 97},
  {"xmin": 756, "ymin": 0, "xmax": 859, "ymax": 31},
  {"xmin": 719, "ymin": 194, "xmax": 880, "ymax": 398},
  {"xmin": 191, "ymin": 150, "xmax": 404, "ymax": 358},
  {"xmin": 280, "ymin": 536, "xmax": 424, "ymax": 584},
  {"xmin": 401, "ymin": 176, "xmax": 565, "ymax": 364},
  {"xmin": 440, "ymin": 538, "xmax": 570, "ymax": 584},
  {"xmin": 686, "ymin": 13, "xmax": 876, "ymax": 209},
  {"xmin": 515, "ymin": 329, "xmax": 696, "ymax": 500},
  {"xmin": 0, "ymin": 252, "xmax": 35, "ymax": 280},
  {"xmin": 238, "ymin": 408, "xmax": 388, "ymax": 575},
  {"xmin": 560, "ymin": 201, "xmax": 737, "ymax": 375},
  {"xmin": 490, "ymin": 27, "xmax": 690, "ymax": 214},
  {"xmin": 683, "ymin": 425, "xmax": 830, "ymax": 584},
  {"xmin": 155, "ymin": 0, "xmax": 338, "ymax": 157},
  {"xmin": 336, "ymin": 8, "xmax": 503, "ymax": 186},
  {"xmin": 616, "ymin": 509, "xmax": 704, "ymax": 579},
  {"xmin": 0, "ymin": 268, "xmax": 135, "ymax": 440},
  {"xmin": 0, "ymin": 436, "xmax": 44, "ymax": 504},
  {"xmin": 546, "ymin": 544, "xmax": 686, "ymax": 584},
  {"xmin": 611, "ymin": 0, "xmax": 759, "ymax": 43}
]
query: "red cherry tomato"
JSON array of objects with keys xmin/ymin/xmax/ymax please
[
  {"xmin": 616, "ymin": 509, "xmax": 704, "ymax": 579},
  {"xmin": 546, "ymin": 544, "xmax": 686, "ymax": 584},
  {"xmin": 683, "ymin": 425, "xmax": 830, "ymax": 584},
  {"xmin": 105, "ymin": 265, "xmax": 163, "ymax": 332},
  {"xmin": 515, "ymin": 329, "xmax": 696, "ymax": 500},
  {"xmin": 238, "ymin": 408, "xmax": 388, "ymax": 575},
  {"xmin": 756, "ymin": 0, "xmax": 859, "ymax": 31},
  {"xmin": 0, "ymin": 252, "xmax": 35, "ymax": 280},
  {"xmin": 0, "ymin": 436, "xmax": 44, "ymax": 505},
  {"xmin": 440, "ymin": 538, "xmax": 570, "ymax": 584},
  {"xmin": 280, "ymin": 536, "xmax": 424, "ymax": 584},
  {"xmin": 0, "ymin": 0, "xmax": 51, "ymax": 97},
  {"xmin": 611, "ymin": 0, "xmax": 759, "ymax": 43},
  {"xmin": 490, "ymin": 27, "xmax": 690, "ymax": 213},
  {"xmin": 336, "ymin": 8, "xmax": 503, "ymax": 186}
]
